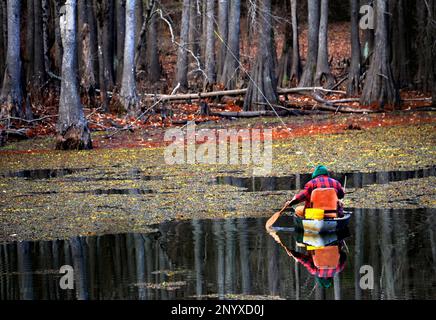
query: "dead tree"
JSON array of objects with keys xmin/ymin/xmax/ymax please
[
  {"xmin": 299, "ymin": 0, "xmax": 320, "ymax": 87},
  {"xmin": 290, "ymin": 0, "xmax": 301, "ymax": 83},
  {"xmin": 347, "ymin": 0, "xmax": 361, "ymax": 96},
  {"xmin": 175, "ymin": 0, "xmax": 191, "ymax": 90},
  {"xmin": 220, "ymin": 0, "xmax": 241, "ymax": 90},
  {"xmin": 360, "ymin": 0, "xmax": 399, "ymax": 109},
  {"xmin": 56, "ymin": 0, "xmax": 92, "ymax": 150},
  {"xmin": 243, "ymin": 0, "xmax": 278, "ymax": 111},
  {"xmin": 204, "ymin": 0, "xmax": 216, "ymax": 88},
  {"xmin": 0, "ymin": 0, "xmax": 24, "ymax": 119},
  {"xmin": 217, "ymin": 0, "xmax": 229, "ymax": 78},
  {"xmin": 119, "ymin": 0, "xmax": 138, "ymax": 114},
  {"xmin": 315, "ymin": 0, "xmax": 335, "ymax": 88}
]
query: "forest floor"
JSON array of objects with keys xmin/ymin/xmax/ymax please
[{"xmin": 0, "ymin": 112, "xmax": 435, "ymax": 243}]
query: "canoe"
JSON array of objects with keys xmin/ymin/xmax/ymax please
[{"xmin": 293, "ymin": 213, "xmax": 351, "ymax": 234}]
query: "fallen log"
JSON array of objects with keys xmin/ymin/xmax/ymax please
[
  {"xmin": 143, "ymin": 86, "xmax": 347, "ymax": 102},
  {"xmin": 311, "ymin": 93, "xmax": 375, "ymax": 113},
  {"xmin": 211, "ymin": 110, "xmax": 292, "ymax": 118}
]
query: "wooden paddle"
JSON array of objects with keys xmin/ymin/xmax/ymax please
[{"xmin": 265, "ymin": 201, "xmax": 292, "ymax": 230}]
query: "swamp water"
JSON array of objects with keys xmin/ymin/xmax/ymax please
[
  {"xmin": 0, "ymin": 209, "xmax": 435, "ymax": 300},
  {"xmin": 0, "ymin": 167, "xmax": 435, "ymax": 300}
]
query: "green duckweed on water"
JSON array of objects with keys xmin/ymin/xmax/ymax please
[{"xmin": 0, "ymin": 122, "xmax": 435, "ymax": 242}]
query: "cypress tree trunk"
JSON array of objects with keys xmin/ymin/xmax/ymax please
[
  {"xmin": 33, "ymin": 0, "xmax": 46, "ymax": 87},
  {"xmin": 360, "ymin": 0, "xmax": 399, "ymax": 109},
  {"xmin": 0, "ymin": 1, "xmax": 4, "ymax": 81},
  {"xmin": 95, "ymin": 0, "xmax": 109, "ymax": 112},
  {"xmin": 56, "ymin": 0, "xmax": 92, "ymax": 150},
  {"xmin": 347, "ymin": 0, "xmax": 361, "ymax": 96},
  {"xmin": 243, "ymin": 0, "xmax": 278, "ymax": 111},
  {"xmin": 390, "ymin": 0, "xmax": 410, "ymax": 88},
  {"xmin": 175, "ymin": 0, "xmax": 191, "ymax": 91},
  {"xmin": 119, "ymin": 0, "xmax": 138, "ymax": 114},
  {"xmin": 217, "ymin": 0, "xmax": 229, "ymax": 79},
  {"xmin": 25, "ymin": 0, "xmax": 35, "ymax": 85},
  {"xmin": 188, "ymin": 0, "xmax": 201, "ymax": 67},
  {"xmin": 221, "ymin": 0, "xmax": 241, "ymax": 90},
  {"xmin": 52, "ymin": 0, "xmax": 63, "ymax": 74},
  {"xmin": 277, "ymin": 7, "xmax": 293, "ymax": 88},
  {"xmin": 204, "ymin": 0, "xmax": 216, "ymax": 87},
  {"xmin": 315, "ymin": 0, "xmax": 335, "ymax": 88},
  {"xmin": 0, "ymin": 0, "xmax": 24, "ymax": 118},
  {"xmin": 299, "ymin": 0, "xmax": 320, "ymax": 87},
  {"xmin": 115, "ymin": 0, "xmax": 125, "ymax": 85},
  {"xmin": 290, "ymin": 0, "xmax": 301, "ymax": 83},
  {"xmin": 146, "ymin": 11, "xmax": 161, "ymax": 83}
]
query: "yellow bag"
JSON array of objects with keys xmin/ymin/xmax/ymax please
[{"xmin": 305, "ymin": 208, "xmax": 325, "ymax": 220}]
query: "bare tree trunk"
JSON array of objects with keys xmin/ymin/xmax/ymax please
[
  {"xmin": 0, "ymin": 1, "xmax": 4, "ymax": 81},
  {"xmin": 115, "ymin": 0, "xmax": 125, "ymax": 84},
  {"xmin": 52, "ymin": 0, "xmax": 63, "ymax": 74},
  {"xmin": 95, "ymin": 0, "xmax": 109, "ymax": 112},
  {"xmin": 134, "ymin": 0, "xmax": 146, "ymax": 72},
  {"xmin": 390, "ymin": 0, "xmax": 410, "ymax": 88},
  {"xmin": 347, "ymin": 0, "xmax": 361, "ymax": 96},
  {"xmin": 315, "ymin": 0, "xmax": 335, "ymax": 88},
  {"xmin": 175, "ymin": 0, "xmax": 191, "ymax": 90},
  {"xmin": 221, "ymin": 0, "xmax": 241, "ymax": 90},
  {"xmin": 217, "ymin": 0, "xmax": 228, "ymax": 79},
  {"xmin": 204, "ymin": 0, "xmax": 216, "ymax": 88},
  {"xmin": 120, "ymin": 0, "xmax": 138, "ymax": 114},
  {"xmin": 78, "ymin": 0, "xmax": 96, "ymax": 107},
  {"xmin": 243, "ymin": 0, "xmax": 278, "ymax": 111},
  {"xmin": 33, "ymin": 0, "xmax": 46, "ymax": 87},
  {"xmin": 146, "ymin": 10, "xmax": 161, "ymax": 83},
  {"xmin": 299, "ymin": 0, "xmax": 320, "ymax": 87},
  {"xmin": 360, "ymin": 0, "xmax": 399, "ymax": 109},
  {"xmin": 25, "ymin": 0, "xmax": 35, "ymax": 85},
  {"xmin": 290, "ymin": 0, "xmax": 301, "ymax": 83},
  {"xmin": 56, "ymin": 0, "xmax": 92, "ymax": 150},
  {"xmin": 0, "ymin": 0, "xmax": 24, "ymax": 118},
  {"xmin": 277, "ymin": 4, "xmax": 293, "ymax": 88},
  {"xmin": 189, "ymin": 0, "xmax": 201, "ymax": 68}
]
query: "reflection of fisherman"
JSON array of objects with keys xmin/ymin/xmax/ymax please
[
  {"xmin": 269, "ymin": 232, "xmax": 347, "ymax": 289},
  {"xmin": 292, "ymin": 244, "xmax": 347, "ymax": 288},
  {"xmin": 286, "ymin": 165, "xmax": 345, "ymax": 218}
]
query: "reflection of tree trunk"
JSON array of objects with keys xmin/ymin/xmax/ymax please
[
  {"xmin": 334, "ymin": 274, "xmax": 341, "ymax": 300},
  {"xmin": 237, "ymin": 219, "xmax": 251, "ymax": 294},
  {"xmin": 70, "ymin": 237, "xmax": 89, "ymax": 300},
  {"xmin": 144, "ymin": 236, "xmax": 153, "ymax": 299},
  {"xmin": 424, "ymin": 210, "xmax": 436, "ymax": 280},
  {"xmin": 134, "ymin": 234, "xmax": 146, "ymax": 300},
  {"xmin": 392, "ymin": 209, "xmax": 409, "ymax": 298},
  {"xmin": 368, "ymin": 209, "xmax": 380, "ymax": 299},
  {"xmin": 380, "ymin": 209, "xmax": 396, "ymax": 299},
  {"xmin": 192, "ymin": 219, "xmax": 205, "ymax": 298},
  {"xmin": 224, "ymin": 219, "xmax": 236, "ymax": 294},
  {"xmin": 267, "ymin": 235, "xmax": 280, "ymax": 296},
  {"xmin": 354, "ymin": 208, "xmax": 364, "ymax": 300},
  {"xmin": 213, "ymin": 220, "xmax": 225, "ymax": 299},
  {"xmin": 17, "ymin": 242, "xmax": 34, "ymax": 300}
]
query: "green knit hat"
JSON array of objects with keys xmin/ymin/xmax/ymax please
[
  {"xmin": 312, "ymin": 165, "xmax": 329, "ymax": 179},
  {"xmin": 316, "ymin": 277, "xmax": 333, "ymax": 289}
]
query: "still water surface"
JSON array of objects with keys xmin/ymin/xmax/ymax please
[{"xmin": 1, "ymin": 208, "xmax": 435, "ymax": 300}]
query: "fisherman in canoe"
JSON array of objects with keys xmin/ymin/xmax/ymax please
[{"xmin": 286, "ymin": 165, "xmax": 345, "ymax": 219}]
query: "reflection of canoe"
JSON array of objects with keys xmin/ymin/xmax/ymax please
[
  {"xmin": 295, "ymin": 228, "xmax": 350, "ymax": 247},
  {"xmin": 293, "ymin": 213, "xmax": 351, "ymax": 234}
]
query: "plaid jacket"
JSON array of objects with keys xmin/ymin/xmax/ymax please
[
  {"xmin": 292, "ymin": 250, "xmax": 347, "ymax": 278},
  {"xmin": 294, "ymin": 175, "xmax": 345, "ymax": 208}
]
